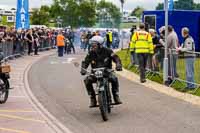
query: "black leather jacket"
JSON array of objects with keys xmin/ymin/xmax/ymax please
[{"xmin": 82, "ymin": 47, "xmax": 122, "ymax": 70}]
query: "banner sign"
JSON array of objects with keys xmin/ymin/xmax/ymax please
[{"xmin": 16, "ymin": 0, "xmax": 30, "ymax": 29}]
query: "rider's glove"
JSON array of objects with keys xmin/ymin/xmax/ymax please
[{"xmin": 116, "ymin": 64, "xmax": 122, "ymax": 71}]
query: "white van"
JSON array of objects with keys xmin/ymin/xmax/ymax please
[{"xmin": 127, "ymin": 16, "xmax": 138, "ymax": 23}]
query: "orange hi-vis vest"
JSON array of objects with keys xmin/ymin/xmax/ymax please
[{"xmin": 57, "ymin": 34, "xmax": 65, "ymax": 47}]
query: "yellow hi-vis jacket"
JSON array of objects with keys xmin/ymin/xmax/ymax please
[
  {"xmin": 108, "ymin": 32, "xmax": 113, "ymax": 43},
  {"xmin": 130, "ymin": 30, "xmax": 154, "ymax": 54}
]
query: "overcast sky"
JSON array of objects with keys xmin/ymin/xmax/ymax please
[{"xmin": 0, "ymin": 0, "xmax": 199, "ymax": 10}]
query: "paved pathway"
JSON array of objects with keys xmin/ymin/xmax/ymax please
[{"xmin": 0, "ymin": 51, "xmax": 57, "ymax": 133}]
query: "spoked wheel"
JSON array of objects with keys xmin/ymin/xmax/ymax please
[
  {"xmin": 106, "ymin": 84, "xmax": 112, "ymax": 114},
  {"xmin": 0, "ymin": 78, "xmax": 9, "ymax": 104},
  {"xmin": 98, "ymin": 90, "xmax": 109, "ymax": 121},
  {"xmin": 107, "ymin": 93, "xmax": 112, "ymax": 114}
]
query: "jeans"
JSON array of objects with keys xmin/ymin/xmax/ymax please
[
  {"xmin": 58, "ymin": 46, "xmax": 64, "ymax": 57},
  {"xmin": 186, "ymin": 58, "xmax": 195, "ymax": 88},
  {"xmin": 130, "ymin": 51, "xmax": 138, "ymax": 65},
  {"xmin": 147, "ymin": 54, "xmax": 153, "ymax": 70},
  {"xmin": 168, "ymin": 54, "xmax": 179, "ymax": 79},
  {"xmin": 80, "ymin": 41, "xmax": 85, "ymax": 49}
]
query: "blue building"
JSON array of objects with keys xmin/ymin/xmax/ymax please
[{"xmin": 143, "ymin": 10, "xmax": 200, "ymax": 51}]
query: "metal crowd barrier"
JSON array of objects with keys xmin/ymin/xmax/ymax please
[
  {"xmin": 169, "ymin": 49, "xmax": 200, "ymax": 91},
  {"xmin": 126, "ymin": 48, "xmax": 200, "ymax": 92},
  {"xmin": 0, "ymin": 39, "xmax": 54, "ymax": 63}
]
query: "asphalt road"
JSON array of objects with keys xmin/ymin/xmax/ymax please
[{"xmin": 28, "ymin": 51, "xmax": 200, "ymax": 133}]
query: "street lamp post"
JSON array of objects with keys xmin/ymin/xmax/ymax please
[
  {"xmin": 120, "ymin": 0, "xmax": 124, "ymax": 50},
  {"xmin": 163, "ymin": 0, "xmax": 169, "ymax": 84}
]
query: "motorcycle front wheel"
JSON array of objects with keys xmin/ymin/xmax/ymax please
[
  {"xmin": 98, "ymin": 90, "xmax": 109, "ymax": 121},
  {"xmin": 0, "ymin": 78, "xmax": 9, "ymax": 104}
]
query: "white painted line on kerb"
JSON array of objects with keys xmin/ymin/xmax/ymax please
[
  {"xmin": 0, "ymin": 127, "xmax": 30, "ymax": 133},
  {"xmin": 9, "ymin": 96, "xmax": 27, "ymax": 98},
  {"xmin": 50, "ymin": 61, "xmax": 58, "ymax": 65}
]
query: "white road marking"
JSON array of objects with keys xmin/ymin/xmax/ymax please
[
  {"xmin": 62, "ymin": 61, "xmax": 69, "ymax": 64},
  {"xmin": 67, "ymin": 57, "xmax": 76, "ymax": 62},
  {"xmin": 50, "ymin": 61, "xmax": 59, "ymax": 65},
  {"xmin": 50, "ymin": 57, "xmax": 76, "ymax": 64}
]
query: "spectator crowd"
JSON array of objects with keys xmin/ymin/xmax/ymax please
[
  {"xmin": 129, "ymin": 24, "xmax": 197, "ymax": 89},
  {"xmin": 0, "ymin": 27, "xmax": 76, "ymax": 57},
  {"xmin": 0, "ymin": 24, "xmax": 198, "ymax": 90}
]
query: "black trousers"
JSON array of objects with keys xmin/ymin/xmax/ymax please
[
  {"xmin": 58, "ymin": 46, "xmax": 64, "ymax": 57},
  {"xmin": 84, "ymin": 72, "xmax": 119, "ymax": 97},
  {"xmin": 34, "ymin": 43, "xmax": 38, "ymax": 55},
  {"xmin": 137, "ymin": 53, "xmax": 149, "ymax": 81},
  {"xmin": 106, "ymin": 42, "xmax": 112, "ymax": 48},
  {"xmin": 28, "ymin": 43, "xmax": 33, "ymax": 55}
]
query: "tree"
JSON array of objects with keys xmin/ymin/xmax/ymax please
[
  {"xmin": 131, "ymin": 6, "xmax": 144, "ymax": 18},
  {"xmin": 40, "ymin": 5, "xmax": 50, "ymax": 12},
  {"xmin": 49, "ymin": 0, "xmax": 63, "ymax": 19},
  {"xmin": 30, "ymin": 9, "xmax": 49, "ymax": 25},
  {"xmin": 174, "ymin": 0, "xmax": 194, "ymax": 10},
  {"xmin": 194, "ymin": 3, "xmax": 200, "ymax": 10},
  {"xmin": 119, "ymin": 0, "xmax": 125, "ymax": 12},
  {"xmin": 48, "ymin": 0, "xmax": 96, "ymax": 28},
  {"xmin": 79, "ymin": 0, "xmax": 96, "ymax": 27},
  {"xmin": 156, "ymin": 3, "xmax": 164, "ymax": 10},
  {"xmin": 97, "ymin": 0, "xmax": 121, "ymax": 28},
  {"xmin": 155, "ymin": 0, "xmax": 196, "ymax": 10},
  {"xmin": 60, "ymin": 0, "xmax": 80, "ymax": 27}
]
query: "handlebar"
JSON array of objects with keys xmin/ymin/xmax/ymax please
[{"xmin": 82, "ymin": 67, "xmax": 114, "ymax": 76}]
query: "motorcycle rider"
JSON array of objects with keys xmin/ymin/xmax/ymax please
[{"xmin": 80, "ymin": 36, "xmax": 123, "ymax": 107}]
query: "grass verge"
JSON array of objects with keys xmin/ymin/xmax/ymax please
[{"xmin": 116, "ymin": 49, "xmax": 200, "ymax": 96}]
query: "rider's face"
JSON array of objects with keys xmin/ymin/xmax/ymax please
[{"xmin": 91, "ymin": 43, "xmax": 98, "ymax": 52}]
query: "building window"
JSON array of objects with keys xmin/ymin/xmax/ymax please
[
  {"xmin": 7, "ymin": 16, "xmax": 14, "ymax": 22},
  {"xmin": 144, "ymin": 15, "xmax": 156, "ymax": 30}
]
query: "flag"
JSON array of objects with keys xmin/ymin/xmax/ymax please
[{"xmin": 16, "ymin": 0, "xmax": 30, "ymax": 29}]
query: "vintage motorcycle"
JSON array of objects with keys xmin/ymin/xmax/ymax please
[
  {"xmin": 90, "ymin": 67, "xmax": 115, "ymax": 121},
  {"xmin": 0, "ymin": 57, "xmax": 11, "ymax": 104},
  {"xmin": 79, "ymin": 66, "xmax": 119, "ymax": 121},
  {"xmin": 74, "ymin": 58, "xmax": 121, "ymax": 121}
]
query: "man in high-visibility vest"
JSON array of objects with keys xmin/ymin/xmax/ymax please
[
  {"xmin": 106, "ymin": 30, "xmax": 113, "ymax": 48},
  {"xmin": 130, "ymin": 23, "xmax": 154, "ymax": 83},
  {"xmin": 57, "ymin": 31, "xmax": 65, "ymax": 57}
]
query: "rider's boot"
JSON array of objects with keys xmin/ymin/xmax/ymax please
[
  {"xmin": 90, "ymin": 95, "xmax": 97, "ymax": 107},
  {"xmin": 113, "ymin": 93, "xmax": 122, "ymax": 105}
]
